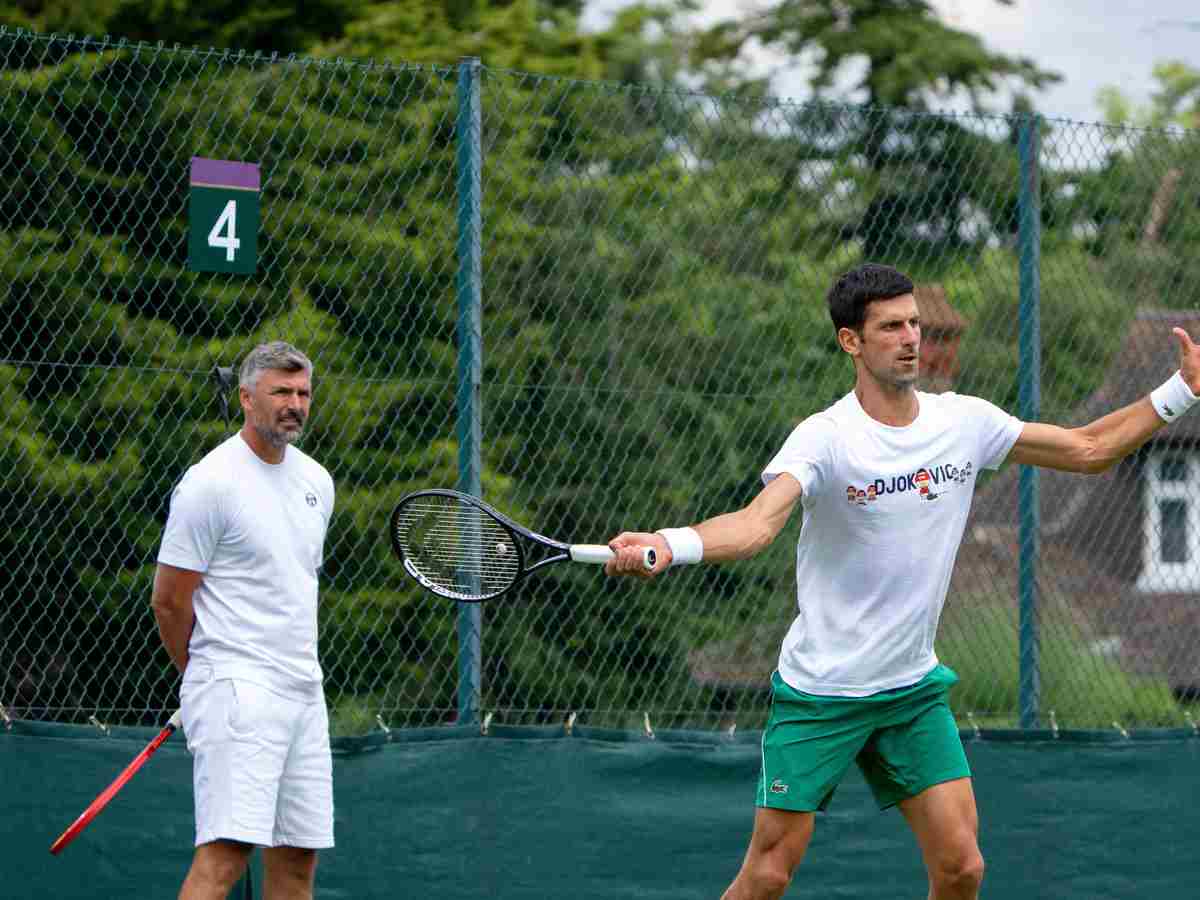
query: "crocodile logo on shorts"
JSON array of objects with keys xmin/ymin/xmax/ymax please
[{"xmin": 769, "ymin": 779, "xmax": 789, "ymax": 795}]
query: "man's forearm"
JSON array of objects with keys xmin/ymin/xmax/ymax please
[
  {"xmin": 1079, "ymin": 398, "xmax": 1167, "ymax": 471},
  {"xmin": 694, "ymin": 509, "xmax": 778, "ymax": 562},
  {"xmin": 687, "ymin": 475, "xmax": 800, "ymax": 562},
  {"xmin": 154, "ymin": 606, "xmax": 192, "ymax": 673},
  {"xmin": 152, "ymin": 596, "xmax": 194, "ymax": 674},
  {"xmin": 151, "ymin": 565, "xmax": 203, "ymax": 674}
]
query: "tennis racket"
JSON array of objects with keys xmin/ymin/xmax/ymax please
[
  {"xmin": 49, "ymin": 709, "xmax": 183, "ymax": 855},
  {"xmin": 390, "ymin": 488, "xmax": 655, "ymax": 602}
]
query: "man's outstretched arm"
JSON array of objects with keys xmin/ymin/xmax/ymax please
[
  {"xmin": 605, "ymin": 471, "xmax": 804, "ymax": 577},
  {"xmin": 1007, "ymin": 327, "xmax": 1200, "ymax": 474}
]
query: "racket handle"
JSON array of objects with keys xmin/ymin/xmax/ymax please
[{"xmin": 569, "ymin": 545, "xmax": 657, "ymax": 569}]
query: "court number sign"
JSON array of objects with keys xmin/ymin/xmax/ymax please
[{"xmin": 188, "ymin": 157, "xmax": 259, "ymax": 275}]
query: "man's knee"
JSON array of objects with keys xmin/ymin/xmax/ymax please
[
  {"xmin": 960, "ymin": 850, "xmax": 985, "ymax": 887},
  {"xmin": 264, "ymin": 846, "xmax": 319, "ymax": 884},
  {"xmin": 189, "ymin": 841, "xmax": 253, "ymax": 892},
  {"xmin": 725, "ymin": 810, "xmax": 812, "ymax": 900},
  {"xmin": 725, "ymin": 853, "xmax": 797, "ymax": 900},
  {"xmin": 748, "ymin": 859, "xmax": 795, "ymax": 896},
  {"xmin": 747, "ymin": 826, "xmax": 810, "ymax": 894},
  {"xmin": 931, "ymin": 844, "xmax": 985, "ymax": 893}
]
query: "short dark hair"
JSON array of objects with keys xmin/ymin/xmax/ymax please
[{"xmin": 826, "ymin": 264, "xmax": 915, "ymax": 332}]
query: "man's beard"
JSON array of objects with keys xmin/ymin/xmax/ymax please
[
  {"xmin": 254, "ymin": 415, "xmax": 304, "ymax": 448},
  {"xmin": 864, "ymin": 356, "xmax": 919, "ymax": 391}
]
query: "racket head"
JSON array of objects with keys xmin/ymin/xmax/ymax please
[{"xmin": 390, "ymin": 490, "xmax": 525, "ymax": 602}]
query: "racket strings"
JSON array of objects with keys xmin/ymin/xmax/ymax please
[{"xmin": 393, "ymin": 496, "xmax": 520, "ymax": 599}]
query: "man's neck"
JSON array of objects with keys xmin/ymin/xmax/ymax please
[
  {"xmin": 854, "ymin": 378, "xmax": 919, "ymax": 427},
  {"xmin": 239, "ymin": 424, "xmax": 285, "ymax": 465}
]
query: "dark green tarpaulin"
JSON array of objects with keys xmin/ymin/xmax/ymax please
[{"xmin": 5, "ymin": 721, "xmax": 1198, "ymax": 898}]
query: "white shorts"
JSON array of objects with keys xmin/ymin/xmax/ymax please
[{"xmin": 180, "ymin": 672, "xmax": 334, "ymax": 849}]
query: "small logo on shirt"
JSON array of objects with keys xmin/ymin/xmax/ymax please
[
  {"xmin": 769, "ymin": 779, "xmax": 789, "ymax": 795},
  {"xmin": 914, "ymin": 468, "xmax": 939, "ymax": 502},
  {"xmin": 305, "ymin": 492, "xmax": 318, "ymax": 507}
]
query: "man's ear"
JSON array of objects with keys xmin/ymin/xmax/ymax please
[{"xmin": 837, "ymin": 326, "xmax": 861, "ymax": 356}]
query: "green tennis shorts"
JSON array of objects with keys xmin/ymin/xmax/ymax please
[{"xmin": 756, "ymin": 664, "xmax": 969, "ymax": 812}]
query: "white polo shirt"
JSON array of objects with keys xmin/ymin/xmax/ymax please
[
  {"xmin": 762, "ymin": 390, "xmax": 1023, "ymax": 697},
  {"xmin": 158, "ymin": 433, "xmax": 335, "ymax": 700}
]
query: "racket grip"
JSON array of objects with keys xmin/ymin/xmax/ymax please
[{"xmin": 570, "ymin": 545, "xmax": 657, "ymax": 569}]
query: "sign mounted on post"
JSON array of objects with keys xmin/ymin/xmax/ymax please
[{"xmin": 188, "ymin": 157, "xmax": 260, "ymax": 275}]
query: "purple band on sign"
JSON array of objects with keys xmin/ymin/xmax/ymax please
[{"xmin": 190, "ymin": 156, "xmax": 260, "ymax": 190}]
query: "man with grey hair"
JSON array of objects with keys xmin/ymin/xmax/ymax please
[{"xmin": 152, "ymin": 341, "xmax": 336, "ymax": 900}]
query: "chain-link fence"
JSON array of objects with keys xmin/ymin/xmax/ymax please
[{"xmin": 3, "ymin": 28, "xmax": 1199, "ymax": 736}]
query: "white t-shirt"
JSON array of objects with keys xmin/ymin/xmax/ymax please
[
  {"xmin": 158, "ymin": 433, "xmax": 335, "ymax": 700},
  {"xmin": 761, "ymin": 390, "xmax": 1023, "ymax": 697}
]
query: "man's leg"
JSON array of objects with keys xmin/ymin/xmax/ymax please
[
  {"xmin": 179, "ymin": 840, "xmax": 254, "ymax": 900},
  {"xmin": 720, "ymin": 807, "xmax": 815, "ymax": 900},
  {"xmin": 262, "ymin": 846, "xmax": 319, "ymax": 900},
  {"xmin": 897, "ymin": 777, "xmax": 984, "ymax": 900},
  {"xmin": 269, "ymin": 694, "xmax": 332, "ymax": 899}
]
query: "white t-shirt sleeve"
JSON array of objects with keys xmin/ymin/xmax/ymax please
[
  {"xmin": 761, "ymin": 415, "xmax": 836, "ymax": 497},
  {"xmin": 157, "ymin": 469, "xmax": 227, "ymax": 573},
  {"xmin": 317, "ymin": 468, "xmax": 335, "ymax": 570},
  {"xmin": 953, "ymin": 394, "xmax": 1024, "ymax": 470},
  {"xmin": 323, "ymin": 469, "xmax": 336, "ymax": 522}
]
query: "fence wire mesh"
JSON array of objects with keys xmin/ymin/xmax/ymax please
[{"xmin": 2, "ymin": 29, "xmax": 1199, "ymax": 736}]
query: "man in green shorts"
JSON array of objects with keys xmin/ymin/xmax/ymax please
[{"xmin": 605, "ymin": 263, "xmax": 1200, "ymax": 899}]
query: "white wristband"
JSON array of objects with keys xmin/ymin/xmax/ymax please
[
  {"xmin": 1150, "ymin": 371, "xmax": 1198, "ymax": 423},
  {"xmin": 656, "ymin": 527, "xmax": 704, "ymax": 566}
]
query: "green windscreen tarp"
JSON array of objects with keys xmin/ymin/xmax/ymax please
[{"xmin": 6, "ymin": 721, "xmax": 1198, "ymax": 898}]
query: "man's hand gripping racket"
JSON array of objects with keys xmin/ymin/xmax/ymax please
[
  {"xmin": 390, "ymin": 489, "xmax": 658, "ymax": 602},
  {"xmin": 604, "ymin": 531, "xmax": 674, "ymax": 578},
  {"xmin": 49, "ymin": 709, "xmax": 183, "ymax": 855}
]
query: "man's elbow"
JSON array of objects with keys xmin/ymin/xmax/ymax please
[
  {"xmin": 151, "ymin": 566, "xmax": 200, "ymax": 616},
  {"xmin": 151, "ymin": 593, "xmax": 173, "ymax": 621},
  {"xmin": 1066, "ymin": 431, "xmax": 1116, "ymax": 475},
  {"xmin": 743, "ymin": 521, "xmax": 780, "ymax": 557},
  {"xmin": 1076, "ymin": 444, "xmax": 1118, "ymax": 475},
  {"xmin": 151, "ymin": 591, "xmax": 189, "ymax": 622}
]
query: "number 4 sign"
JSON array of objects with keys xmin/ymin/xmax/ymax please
[{"xmin": 188, "ymin": 157, "xmax": 259, "ymax": 274}]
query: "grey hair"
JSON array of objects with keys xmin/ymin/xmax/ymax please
[{"xmin": 238, "ymin": 341, "xmax": 314, "ymax": 390}]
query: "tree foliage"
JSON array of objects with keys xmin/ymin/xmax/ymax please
[
  {"xmin": 1099, "ymin": 60, "xmax": 1200, "ymax": 130},
  {"xmin": 691, "ymin": 0, "xmax": 1059, "ymax": 110},
  {"xmin": 0, "ymin": 0, "xmax": 363, "ymax": 54}
]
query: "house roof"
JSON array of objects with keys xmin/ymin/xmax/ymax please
[
  {"xmin": 915, "ymin": 283, "xmax": 967, "ymax": 334},
  {"xmin": 1087, "ymin": 309, "xmax": 1200, "ymax": 434}
]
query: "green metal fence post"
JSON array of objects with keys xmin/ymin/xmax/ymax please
[
  {"xmin": 455, "ymin": 56, "xmax": 483, "ymax": 725},
  {"xmin": 1017, "ymin": 113, "xmax": 1041, "ymax": 729}
]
